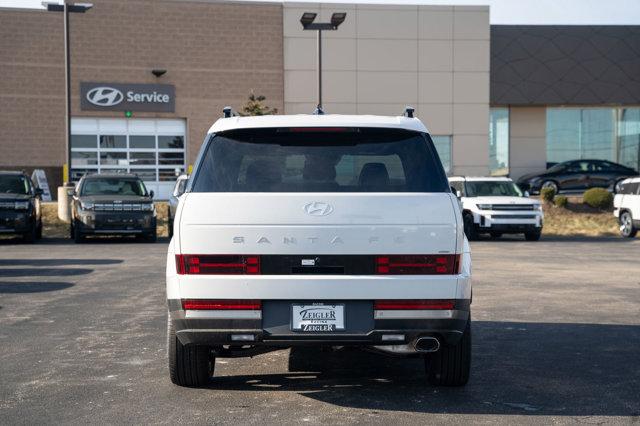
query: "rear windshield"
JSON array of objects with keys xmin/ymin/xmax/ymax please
[
  {"xmin": 465, "ymin": 181, "xmax": 523, "ymax": 197},
  {"xmin": 0, "ymin": 175, "xmax": 30, "ymax": 195},
  {"xmin": 192, "ymin": 128, "xmax": 449, "ymax": 193},
  {"xmin": 80, "ymin": 178, "xmax": 147, "ymax": 196}
]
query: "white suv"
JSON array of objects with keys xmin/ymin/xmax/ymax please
[
  {"xmin": 166, "ymin": 110, "xmax": 472, "ymax": 387},
  {"xmin": 449, "ymin": 176, "xmax": 543, "ymax": 241},
  {"xmin": 613, "ymin": 177, "xmax": 640, "ymax": 238}
]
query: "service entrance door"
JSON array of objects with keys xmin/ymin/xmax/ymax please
[{"xmin": 70, "ymin": 118, "xmax": 186, "ymax": 199}]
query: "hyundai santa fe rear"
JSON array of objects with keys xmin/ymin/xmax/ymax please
[{"xmin": 166, "ymin": 112, "xmax": 472, "ymax": 387}]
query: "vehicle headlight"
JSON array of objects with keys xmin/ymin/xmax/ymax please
[
  {"xmin": 140, "ymin": 203, "xmax": 155, "ymax": 212},
  {"xmin": 80, "ymin": 201, "xmax": 94, "ymax": 211},
  {"xmin": 534, "ymin": 204, "xmax": 543, "ymax": 211},
  {"xmin": 476, "ymin": 204, "xmax": 492, "ymax": 210},
  {"xmin": 14, "ymin": 201, "xmax": 30, "ymax": 210}
]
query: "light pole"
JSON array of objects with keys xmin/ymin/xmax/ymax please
[
  {"xmin": 42, "ymin": 1, "xmax": 93, "ymax": 184},
  {"xmin": 300, "ymin": 12, "xmax": 346, "ymax": 114}
]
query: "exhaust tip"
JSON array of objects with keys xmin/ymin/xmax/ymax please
[{"xmin": 414, "ymin": 337, "xmax": 440, "ymax": 353}]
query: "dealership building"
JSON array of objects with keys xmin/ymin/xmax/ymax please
[{"xmin": 1, "ymin": 0, "xmax": 639, "ymax": 198}]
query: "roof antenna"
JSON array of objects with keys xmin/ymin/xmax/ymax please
[
  {"xmin": 404, "ymin": 106, "xmax": 415, "ymax": 118},
  {"xmin": 314, "ymin": 104, "xmax": 325, "ymax": 115}
]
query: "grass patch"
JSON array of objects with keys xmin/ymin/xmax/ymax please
[{"xmin": 542, "ymin": 200, "xmax": 618, "ymax": 237}]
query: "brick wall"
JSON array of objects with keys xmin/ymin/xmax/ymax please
[{"xmin": 0, "ymin": 0, "xmax": 284, "ymax": 193}]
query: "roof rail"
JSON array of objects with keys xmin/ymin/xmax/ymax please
[
  {"xmin": 222, "ymin": 106, "xmax": 239, "ymax": 118},
  {"xmin": 403, "ymin": 106, "xmax": 415, "ymax": 118}
]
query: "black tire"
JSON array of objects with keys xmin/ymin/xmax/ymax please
[
  {"xmin": 146, "ymin": 229, "xmax": 157, "ymax": 243},
  {"xmin": 619, "ymin": 211, "xmax": 637, "ymax": 238},
  {"xmin": 168, "ymin": 316, "xmax": 214, "ymax": 387},
  {"xmin": 524, "ymin": 229, "xmax": 542, "ymax": 241},
  {"xmin": 22, "ymin": 224, "xmax": 37, "ymax": 243},
  {"xmin": 463, "ymin": 213, "xmax": 478, "ymax": 241},
  {"xmin": 73, "ymin": 221, "xmax": 84, "ymax": 243},
  {"xmin": 36, "ymin": 221, "xmax": 43, "ymax": 239},
  {"xmin": 69, "ymin": 223, "xmax": 75, "ymax": 239},
  {"xmin": 168, "ymin": 214, "xmax": 174, "ymax": 239},
  {"xmin": 541, "ymin": 180, "xmax": 558, "ymax": 195},
  {"xmin": 489, "ymin": 231, "xmax": 502, "ymax": 239},
  {"xmin": 425, "ymin": 320, "xmax": 471, "ymax": 386}
]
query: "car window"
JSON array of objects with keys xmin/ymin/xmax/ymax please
[
  {"xmin": 81, "ymin": 178, "xmax": 147, "ymax": 196},
  {"xmin": 465, "ymin": 181, "xmax": 523, "ymax": 197},
  {"xmin": 192, "ymin": 128, "xmax": 449, "ymax": 193},
  {"xmin": 0, "ymin": 175, "xmax": 30, "ymax": 195}
]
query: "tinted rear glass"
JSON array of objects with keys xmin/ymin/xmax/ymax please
[{"xmin": 192, "ymin": 128, "xmax": 448, "ymax": 193}]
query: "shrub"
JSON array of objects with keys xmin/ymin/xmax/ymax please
[
  {"xmin": 540, "ymin": 187, "xmax": 556, "ymax": 203},
  {"xmin": 583, "ymin": 188, "xmax": 613, "ymax": 210},
  {"xmin": 554, "ymin": 195, "xmax": 568, "ymax": 208}
]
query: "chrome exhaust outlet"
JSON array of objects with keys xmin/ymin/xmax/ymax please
[{"xmin": 414, "ymin": 337, "xmax": 440, "ymax": 353}]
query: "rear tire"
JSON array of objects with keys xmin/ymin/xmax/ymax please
[
  {"xmin": 425, "ymin": 320, "xmax": 471, "ymax": 386},
  {"xmin": 463, "ymin": 213, "xmax": 478, "ymax": 241},
  {"xmin": 36, "ymin": 221, "xmax": 43, "ymax": 239},
  {"xmin": 168, "ymin": 209, "xmax": 174, "ymax": 239},
  {"xmin": 524, "ymin": 229, "xmax": 542, "ymax": 241},
  {"xmin": 168, "ymin": 315, "xmax": 214, "ymax": 387},
  {"xmin": 541, "ymin": 180, "xmax": 558, "ymax": 194},
  {"xmin": 619, "ymin": 211, "xmax": 637, "ymax": 238}
]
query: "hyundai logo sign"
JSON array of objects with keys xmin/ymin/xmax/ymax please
[
  {"xmin": 86, "ymin": 87, "xmax": 124, "ymax": 107},
  {"xmin": 304, "ymin": 201, "xmax": 334, "ymax": 217},
  {"xmin": 80, "ymin": 82, "xmax": 175, "ymax": 112}
]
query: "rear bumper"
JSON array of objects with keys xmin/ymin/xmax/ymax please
[{"xmin": 168, "ymin": 299, "xmax": 471, "ymax": 348}]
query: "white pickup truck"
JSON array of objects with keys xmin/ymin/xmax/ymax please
[
  {"xmin": 166, "ymin": 110, "xmax": 472, "ymax": 387},
  {"xmin": 449, "ymin": 176, "xmax": 543, "ymax": 241}
]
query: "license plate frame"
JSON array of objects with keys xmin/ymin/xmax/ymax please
[{"xmin": 291, "ymin": 303, "xmax": 345, "ymax": 332}]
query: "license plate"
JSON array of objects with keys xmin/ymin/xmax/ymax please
[{"xmin": 291, "ymin": 304, "xmax": 345, "ymax": 332}]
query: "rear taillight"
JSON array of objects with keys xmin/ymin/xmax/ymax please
[
  {"xmin": 375, "ymin": 254, "xmax": 460, "ymax": 275},
  {"xmin": 182, "ymin": 299, "xmax": 261, "ymax": 310},
  {"xmin": 374, "ymin": 300, "xmax": 455, "ymax": 310},
  {"xmin": 175, "ymin": 255, "xmax": 260, "ymax": 275}
]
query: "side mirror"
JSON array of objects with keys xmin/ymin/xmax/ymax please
[
  {"xmin": 450, "ymin": 186, "xmax": 461, "ymax": 198},
  {"xmin": 524, "ymin": 191, "xmax": 530, "ymax": 197},
  {"xmin": 67, "ymin": 188, "xmax": 75, "ymax": 197},
  {"xmin": 149, "ymin": 190, "xmax": 155, "ymax": 199},
  {"xmin": 35, "ymin": 188, "xmax": 44, "ymax": 196},
  {"xmin": 173, "ymin": 175, "xmax": 188, "ymax": 198}
]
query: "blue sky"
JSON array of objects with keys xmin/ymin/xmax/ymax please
[{"xmin": 2, "ymin": 0, "xmax": 640, "ymax": 25}]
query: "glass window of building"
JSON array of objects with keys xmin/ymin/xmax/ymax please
[
  {"xmin": 70, "ymin": 118, "xmax": 187, "ymax": 199},
  {"xmin": 547, "ymin": 107, "xmax": 640, "ymax": 172},
  {"xmin": 431, "ymin": 135, "xmax": 452, "ymax": 174},
  {"xmin": 489, "ymin": 108, "xmax": 509, "ymax": 176}
]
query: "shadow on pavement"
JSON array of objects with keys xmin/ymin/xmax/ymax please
[
  {"xmin": 209, "ymin": 321, "xmax": 640, "ymax": 417},
  {"xmin": 0, "ymin": 258, "xmax": 123, "ymax": 267},
  {"xmin": 472, "ymin": 235, "xmax": 631, "ymax": 243},
  {"xmin": 0, "ymin": 281, "xmax": 74, "ymax": 293},
  {"xmin": 0, "ymin": 268, "xmax": 93, "ymax": 277}
]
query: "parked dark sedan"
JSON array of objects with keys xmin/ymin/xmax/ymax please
[
  {"xmin": 70, "ymin": 173, "xmax": 157, "ymax": 243},
  {"xmin": 0, "ymin": 171, "xmax": 43, "ymax": 242},
  {"xmin": 517, "ymin": 160, "xmax": 639, "ymax": 194}
]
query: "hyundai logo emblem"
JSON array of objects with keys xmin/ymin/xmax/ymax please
[
  {"xmin": 86, "ymin": 86, "xmax": 124, "ymax": 107},
  {"xmin": 304, "ymin": 201, "xmax": 334, "ymax": 217}
]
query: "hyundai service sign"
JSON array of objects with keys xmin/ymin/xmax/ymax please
[{"xmin": 80, "ymin": 82, "xmax": 175, "ymax": 112}]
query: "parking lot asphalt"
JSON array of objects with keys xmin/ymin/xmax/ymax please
[{"xmin": 0, "ymin": 236, "xmax": 639, "ymax": 425}]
